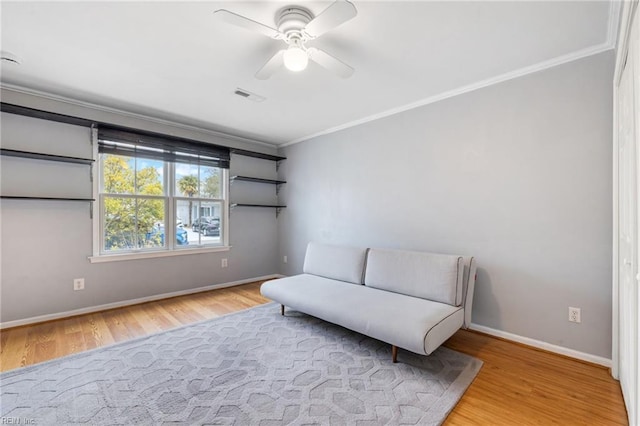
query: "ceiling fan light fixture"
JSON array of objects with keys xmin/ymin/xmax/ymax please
[
  {"xmin": 214, "ymin": 1, "xmax": 357, "ymax": 79},
  {"xmin": 283, "ymin": 46, "xmax": 308, "ymax": 72}
]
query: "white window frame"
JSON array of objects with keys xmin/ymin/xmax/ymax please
[{"xmin": 89, "ymin": 128, "xmax": 230, "ymax": 263}]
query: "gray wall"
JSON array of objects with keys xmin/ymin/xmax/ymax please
[
  {"xmin": 277, "ymin": 51, "xmax": 614, "ymax": 358},
  {"xmin": 0, "ymin": 96, "xmax": 281, "ymax": 323}
]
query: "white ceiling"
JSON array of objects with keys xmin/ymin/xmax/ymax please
[{"xmin": 1, "ymin": 1, "xmax": 616, "ymax": 147}]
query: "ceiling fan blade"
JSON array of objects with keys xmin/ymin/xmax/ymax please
[
  {"xmin": 213, "ymin": 9, "xmax": 283, "ymax": 39},
  {"xmin": 303, "ymin": 0, "xmax": 357, "ymax": 38},
  {"xmin": 255, "ymin": 50, "xmax": 286, "ymax": 80},
  {"xmin": 307, "ymin": 48, "xmax": 354, "ymax": 78}
]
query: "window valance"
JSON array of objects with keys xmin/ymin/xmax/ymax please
[{"xmin": 97, "ymin": 126, "xmax": 230, "ymax": 169}]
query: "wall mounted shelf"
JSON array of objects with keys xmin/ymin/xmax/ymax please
[
  {"xmin": 230, "ymin": 149, "xmax": 286, "ymax": 162},
  {"xmin": 232, "ymin": 203, "xmax": 286, "ymax": 208},
  {"xmin": 230, "ymin": 149, "xmax": 286, "ymax": 171},
  {"xmin": 231, "ymin": 176, "xmax": 286, "ymax": 185},
  {"xmin": 228, "ymin": 145, "xmax": 287, "ymax": 216},
  {"xmin": 231, "ymin": 203, "xmax": 286, "ymax": 217},
  {"xmin": 0, "ymin": 148, "xmax": 95, "ymax": 216},
  {"xmin": 230, "ymin": 175, "xmax": 287, "ymax": 195},
  {"xmin": 0, "ymin": 196, "xmax": 95, "ymax": 202},
  {"xmin": 0, "ymin": 148, "xmax": 94, "ymax": 165}
]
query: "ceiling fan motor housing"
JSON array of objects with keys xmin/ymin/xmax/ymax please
[{"xmin": 277, "ymin": 7, "xmax": 313, "ymax": 40}]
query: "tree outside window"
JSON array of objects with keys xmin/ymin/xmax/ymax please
[
  {"xmin": 100, "ymin": 154, "xmax": 225, "ymax": 253},
  {"xmin": 102, "ymin": 155, "xmax": 164, "ymax": 251}
]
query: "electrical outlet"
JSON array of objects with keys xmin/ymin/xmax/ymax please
[
  {"xmin": 283, "ymin": 255, "xmax": 287, "ymax": 264},
  {"xmin": 73, "ymin": 278, "xmax": 85, "ymax": 291},
  {"xmin": 221, "ymin": 258, "xmax": 228, "ymax": 268},
  {"xmin": 569, "ymin": 307, "xmax": 581, "ymax": 323}
]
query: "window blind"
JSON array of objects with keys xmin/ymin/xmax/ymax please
[{"xmin": 97, "ymin": 126, "xmax": 230, "ymax": 169}]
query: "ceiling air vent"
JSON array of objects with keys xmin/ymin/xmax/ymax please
[
  {"xmin": 1, "ymin": 51, "xmax": 21, "ymax": 65},
  {"xmin": 233, "ymin": 88, "xmax": 265, "ymax": 103}
]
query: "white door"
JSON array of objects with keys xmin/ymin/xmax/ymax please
[{"xmin": 618, "ymin": 12, "xmax": 639, "ymax": 425}]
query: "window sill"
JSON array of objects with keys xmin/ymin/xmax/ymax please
[{"xmin": 88, "ymin": 246, "xmax": 231, "ymax": 263}]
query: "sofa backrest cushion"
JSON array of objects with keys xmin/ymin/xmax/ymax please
[
  {"xmin": 303, "ymin": 242, "xmax": 368, "ymax": 284},
  {"xmin": 364, "ymin": 248, "xmax": 464, "ymax": 306}
]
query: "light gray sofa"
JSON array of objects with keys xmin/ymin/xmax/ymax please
[{"xmin": 261, "ymin": 243, "xmax": 477, "ymax": 362}]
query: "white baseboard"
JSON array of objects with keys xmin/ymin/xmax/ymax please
[
  {"xmin": 0, "ymin": 274, "xmax": 284, "ymax": 330},
  {"xmin": 2, "ymin": 282, "xmax": 613, "ymax": 370},
  {"xmin": 469, "ymin": 323, "xmax": 612, "ymax": 368}
]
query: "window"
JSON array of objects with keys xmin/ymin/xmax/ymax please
[
  {"xmin": 95, "ymin": 127, "xmax": 230, "ymax": 257},
  {"xmin": 174, "ymin": 163, "xmax": 224, "ymax": 246}
]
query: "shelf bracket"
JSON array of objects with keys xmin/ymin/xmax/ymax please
[
  {"xmin": 90, "ymin": 125, "xmax": 96, "ymax": 186},
  {"xmin": 90, "ymin": 125, "xmax": 97, "ymax": 218}
]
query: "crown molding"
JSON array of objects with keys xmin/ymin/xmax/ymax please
[
  {"xmin": 282, "ymin": 42, "xmax": 614, "ymax": 147},
  {"xmin": 0, "ymin": 83, "xmax": 279, "ymax": 150}
]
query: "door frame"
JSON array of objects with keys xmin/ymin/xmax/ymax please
[
  {"xmin": 613, "ymin": 0, "xmax": 638, "ymax": 382},
  {"xmin": 613, "ymin": 3, "xmax": 639, "ymax": 426}
]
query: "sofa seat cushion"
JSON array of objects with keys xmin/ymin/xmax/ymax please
[{"xmin": 261, "ymin": 275, "xmax": 464, "ymax": 355}]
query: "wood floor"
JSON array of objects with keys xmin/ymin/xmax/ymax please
[{"xmin": 0, "ymin": 282, "xmax": 628, "ymax": 425}]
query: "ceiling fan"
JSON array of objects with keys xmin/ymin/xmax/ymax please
[{"xmin": 213, "ymin": 0, "xmax": 357, "ymax": 79}]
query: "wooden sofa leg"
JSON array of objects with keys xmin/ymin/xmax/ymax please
[
  {"xmin": 392, "ymin": 345, "xmax": 398, "ymax": 363},
  {"xmin": 280, "ymin": 304, "xmax": 285, "ymax": 316}
]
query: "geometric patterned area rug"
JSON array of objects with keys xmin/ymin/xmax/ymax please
[{"xmin": 0, "ymin": 303, "xmax": 482, "ymax": 425}]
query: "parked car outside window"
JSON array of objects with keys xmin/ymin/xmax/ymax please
[
  {"xmin": 192, "ymin": 217, "xmax": 220, "ymax": 233},
  {"xmin": 201, "ymin": 221, "xmax": 220, "ymax": 236},
  {"xmin": 147, "ymin": 224, "xmax": 189, "ymax": 246}
]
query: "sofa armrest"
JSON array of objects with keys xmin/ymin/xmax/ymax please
[{"xmin": 462, "ymin": 256, "xmax": 477, "ymax": 329}]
